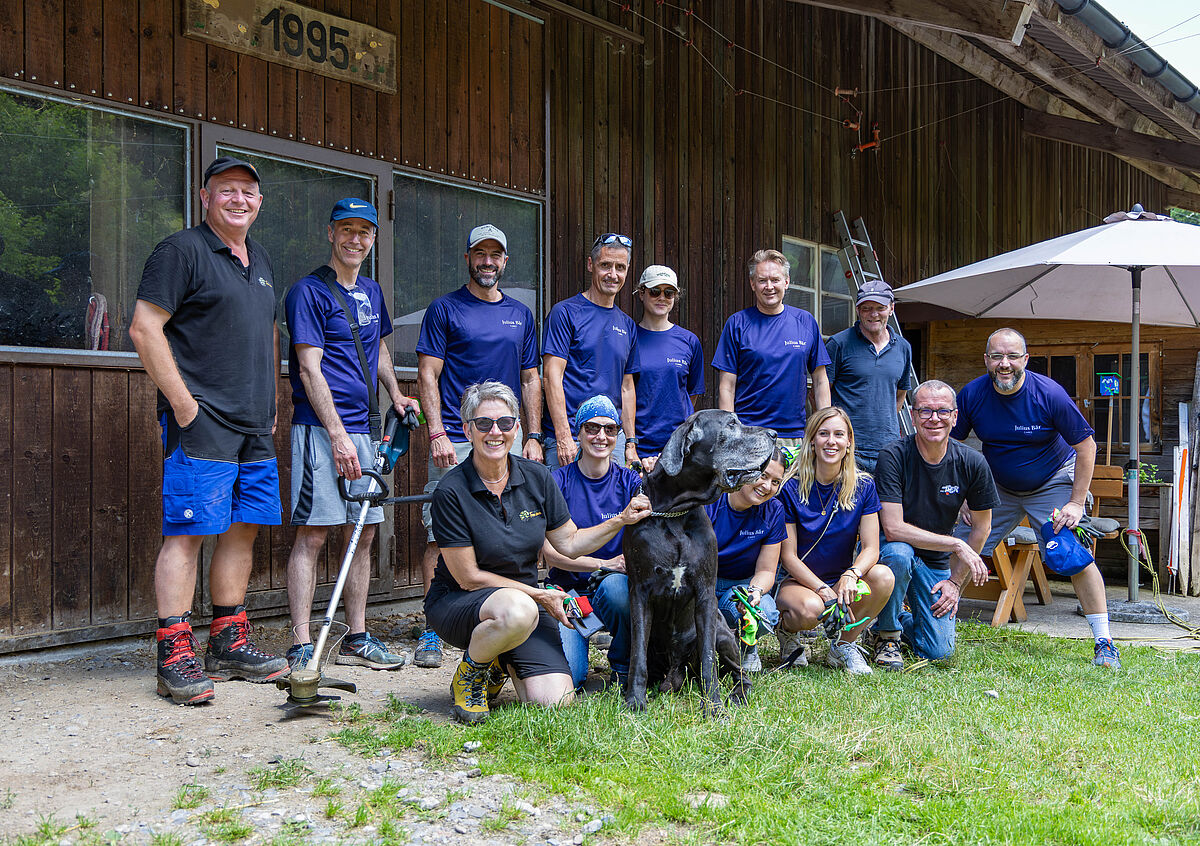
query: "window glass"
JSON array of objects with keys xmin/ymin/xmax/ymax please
[
  {"xmin": 218, "ymin": 148, "xmax": 373, "ymax": 354},
  {"xmin": 820, "ymin": 249, "xmax": 852, "ymax": 334},
  {"xmin": 391, "ymin": 173, "xmax": 542, "ymax": 368},
  {"xmin": 781, "ymin": 239, "xmax": 815, "ymax": 315},
  {"xmin": 781, "ymin": 237, "xmax": 852, "ymax": 334},
  {"xmin": 0, "ymin": 88, "xmax": 188, "ymax": 351}
]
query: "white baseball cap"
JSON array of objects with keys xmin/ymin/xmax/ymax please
[
  {"xmin": 637, "ymin": 265, "xmax": 680, "ymax": 291},
  {"xmin": 466, "ymin": 224, "xmax": 507, "ymax": 252}
]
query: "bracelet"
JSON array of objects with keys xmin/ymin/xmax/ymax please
[
  {"xmin": 845, "ymin": 569, "xmax": 861, "ymax": 580},
  {"xmin": 950, "ymin": 578, "xmax": 963, "ymax": 589},
  {"xmin": 430, "ymin": 430, "xmax": 447, "ymax": 443}
]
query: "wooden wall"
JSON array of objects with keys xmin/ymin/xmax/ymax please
[{"xmin": 0, "ymin": 0, "xmax": 1178, "ymax": 650}]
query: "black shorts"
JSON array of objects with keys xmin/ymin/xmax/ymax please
[{"xmin": 424, "ymin": 583, "xmax": 570, "ymax": 680}]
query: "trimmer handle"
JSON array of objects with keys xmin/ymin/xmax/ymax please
[{"xmin": 378, "ymin": 406, "xmax": 421, "ymax": 473}]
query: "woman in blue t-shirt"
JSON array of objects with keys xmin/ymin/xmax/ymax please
[
  {"xmin": 704, "ymin": 447, "xmax": 787, "ymax": 673},
  {"xmin": 542, "ymin": 395, "xmax": 642, "ymax": 688},
  {"xmin": 628, "ymin": 265, "xmax": 705, "ymax": 467},
  {"xmin": 776, "ymin": 407, "xmax": 894, "ymax": 675}
]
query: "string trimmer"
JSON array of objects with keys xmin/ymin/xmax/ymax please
[{"xmin": 277, "ymin": 406, "xmax": 425, "ymax": 710}]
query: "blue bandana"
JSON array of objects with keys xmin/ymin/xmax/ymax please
[{"xmin": 574, "ymin": 395, "xmax": 619, "ymax": 433}]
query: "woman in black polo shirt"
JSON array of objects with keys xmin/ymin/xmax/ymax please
[{"xmin": 426, "ymin": 380, "xmax": 650, "ymax": 724}]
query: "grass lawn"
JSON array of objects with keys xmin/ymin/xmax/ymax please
[{"xmin": 335, "ymin": 624, "xmax": 1200, "ymax": 845}]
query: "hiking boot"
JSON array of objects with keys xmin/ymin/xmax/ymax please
[
  {"xmin": 486, "ymin": 658, "xmax": 509, "ymax": 704},
  {"xmin": 776, "ymin": 628, "xmax": 813, "ymax": 668},
  {"xmin": 826, "ymin": 640, "xmax": 873, "ymax": 675},
  {"xmin": 450, "ymin": 660, "xmax": 490, "ymax": 724},
  {"xmin": 157, "ymin": 622, "xmax": 215, "ymax": 705},
  {"xmin": 286, "ymin": 643, "xmax": 314, "ymax": 673},
  {"xmin": 336, "ymin": 633, "xmax": 409, "ymax": 670},
  {"xmin": 204, "ymin": 611, "xmax": 289, "ymax": 683},
  {"xmin": 870, "ymin": 634, "xmax": 904, "ymax": 672},
  {"xmin": 1093, "ymin": 638, "xmax": 1121, "ymax": 669},
  {"xmin": 414, "ymin": 630, "xmax": 445, "ymax": 668},
  {"xmin": 741, "ymin": 643, "xmax": 762, "ymax": 673}
]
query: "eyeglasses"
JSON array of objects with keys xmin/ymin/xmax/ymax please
[
  {"xmin": 592, "ymin": 233, "xmax": 633, "ymax": 250},
  {"xmin": 643, "ymin": 287, "xmax": 676, "ymax": 299},
  {"xmin": 581, "ymin": 421, "xmax": 621, "ymax": 437},
  {"xmin": 469, "ymin": 416, "xmax": 518, "ymax": 433},
  {"xmin": 986, "ymin": 352, "xmax": 1027, "ymax": 362},
  {"xmin": 915, "ymin": 408, "xmax": 956, "ymax": 420}
]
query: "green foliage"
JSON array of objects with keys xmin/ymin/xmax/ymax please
[
  {"xmin": 148, "ymin": 834, "xmax": 184, "ymax": 846},
  {"xmin": 199, "ymin": 808, "xmax": 253, "ymax": 843},
  {"xmin": 334, "ymin": 624, "xmax": 1200, "ymax": 846},
  {"xmin": 1138, "ymin": 461, "xmax": 1166, "ymax": 484},
  {"xmin": 1169, "ymin": 207, "xmax": 1200, "ymax": 227},
  {"xmin": 171, "ymin": 780, "xmax": 210, "ymax": 810},
  {"xmin": 249, "ymin": 758, "xmax": 312, "ymax": 791}
]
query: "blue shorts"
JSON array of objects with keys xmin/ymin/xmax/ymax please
[{"xmin": 160, "ymin": 407, "xmax": 281, "ymax": 536}]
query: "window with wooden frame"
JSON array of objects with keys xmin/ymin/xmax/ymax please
[
  {"xmin": 1026, "ymin": 341, "xmax": 1162, "ymax": 458},
  {"xmin": 780, "ymin": 236, "xmax": 851, "ymax": 336}
]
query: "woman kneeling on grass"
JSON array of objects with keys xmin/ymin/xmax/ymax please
[
  {"xmin": 776, "ymin": 407, "xmax": 895, "ymax": 675},
  {"xmin": 705, "ymin": 446, "xmax": 788, "ymax": 673},
  {"xmin": 426, "ymin": 381, "xmax": 650, "ymax": 724}
]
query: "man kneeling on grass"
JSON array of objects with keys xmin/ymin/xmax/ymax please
[
  {"xmin": 871, "ymin": 380, "xmax": 999, "ymax": 668},
  {"xmin": 425, "ymin": 381, "xmax": 651, "ymax": 723}
]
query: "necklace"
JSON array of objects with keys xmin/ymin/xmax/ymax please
[
  {"xmin": 479, "ymin": 466, "xmax": 509, "ymax": 485},
  {"xmin": 815, "ymin": 481, "xmax": 839, "ymax": 516}
]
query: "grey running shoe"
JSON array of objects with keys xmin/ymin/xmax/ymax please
[
  {"xmin": 741, "ymin": 643, "xmax": 763, "ymax": 673},
  {"xmin": 776, "ymin": 628, "xmax": 813, "ymax": 668},
  {"xmin": 286, "ymin": 642, "xmax": 315, "ymax": 672},
  {"xmin": 414, "ymin": 629, "xmax": 445, "ymax": 668},
  {"xmin": 336, "ymin": 633, "xmax": 409, "ymax": 670},
  {"xmin": 826, "ymin": 640, "xmax": 873, "ymax": 675}
]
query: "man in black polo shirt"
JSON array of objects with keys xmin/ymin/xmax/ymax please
[{"xmin": 130, "ymin": 156, "xmax": 288, "ymax": 705}]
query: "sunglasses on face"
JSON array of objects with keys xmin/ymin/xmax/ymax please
[
  {"xmin": 470, "ymin": 416, "xmax": 518, "ymax": 433},
  {"xmin": 592, "ymin": 232, "xmax": 633, "ymax": 250},
  {"xmin": 581, "ymin": 422, "xmax": 621, "ymax": 437},
  {"xmin": 643, "ymin": 287, "xmax": 676, "ymax": 299}
]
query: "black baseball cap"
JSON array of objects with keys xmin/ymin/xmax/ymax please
[{"xmin": 203, "ymin": 156, "xmax": 260, "ymax": 186}]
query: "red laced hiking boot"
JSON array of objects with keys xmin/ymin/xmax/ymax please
[
  {"xmin": 204, "ymin": 610, "xmax": 289, "ymax": 683},
  {"xmin": 156, "ymin": 622, "xmax": 215, "ymax": 705}
]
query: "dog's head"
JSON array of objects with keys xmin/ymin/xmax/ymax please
[{"xmin": 655, "ymin": 410, "xmax": 777, "ymax": 499}]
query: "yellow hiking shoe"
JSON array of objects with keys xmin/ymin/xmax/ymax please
[
  {"xmin": 450, "ymin": 659, "xmax": 490, "ymax": 724},
  {"xmin": 486, "ymin": 658, "xmax": 509, "ymax": 705}
]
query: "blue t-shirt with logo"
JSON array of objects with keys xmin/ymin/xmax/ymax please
[
  {"xmin": 633, "ymin": 324, "xmax": 705, "ymax": 454},
  {"xmin": 541, "ymin": 293, "xmax": 639, "ymax": 434},
  {"xmin": 875, "ymin": 436, "xmax": 999, "ymax": 568},
  {"xmin": 711, "ymin": 305, "xmax": 831, "ymax": 438},
  {"xmin": 951, "ymin": 371, "xmax": 1094, "ymax": 492},
  {"xmin": 416, "ymin": 286, "xmax": 540, "ymax": 443},
  {"xmin": 704, "ymin": 495, "xmax": 787, "ymax": 581},
  {"xmin": 779, "ymin": 476, "xmax": 882, "ymax": 583},
  {"xmin": 286, "ymin": 272, "xmax": 391, "ymax": 433},
  {"xmin": 548, "ymin": 462, "xmax": 643, "ymax": 592}
]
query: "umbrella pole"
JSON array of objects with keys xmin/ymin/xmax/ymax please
[{"xmin": 1127, "ymin": 267, "xmax": 1143, "ymax": 602}]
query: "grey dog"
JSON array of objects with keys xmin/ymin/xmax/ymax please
[{"xmin": 621, "ymin": 410, "xmax": 778, "ymax": 713}]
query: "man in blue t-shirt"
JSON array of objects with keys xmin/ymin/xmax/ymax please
[
  {"xmin": 712, "ymin": 249, "xmax": 831, "ymax": 445},
  {"xmin": 952, "ymin": 328, "xmax": 1120, "ymax": 669},
  {"xmin": 825, "ymin": 279, "xmax": 912, "ymax": 472},
  {"xmin": 414, "ymin": 223, "xmax": 543, "ymax": 668},
  {"xmin": 542, "ymin": 233, "xmax": 640, "ymax": 470},
  {"xmin": 284, "ymin": 199, "xmax": 421, "ymax": 673}
]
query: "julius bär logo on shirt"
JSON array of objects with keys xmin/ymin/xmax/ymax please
[
  {"xmin": 939, "ymin": 484, "xmax": 960, "ymax": 496},
  {"xmin": 502, "ymin": 319, "xmax": 523, "ymax": 328},
  {"xmin": 519, "ymin": 510, "xmax": 542, "ymax": 521},
  {"xmin": 783, "ymin": 339, "xmax": 806, "ymax": 348},
  {"xmin": 666, "ymin": 356, "xmax": 686, "ymax": 368},
  {"xmin": 611, "ymin": 324, "xmax": 628, "ymax": 336},
  {"xmin": 738, "ymin": 528, "xmax": 765, "ymax": 538}
]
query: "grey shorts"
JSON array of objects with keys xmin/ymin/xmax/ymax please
[
  {"xmin": 290, "ymin": 424, "xmax": 383, "ymax": 526},
  {"xmin": 954, "ymin": 457, "xmax": 1085, "ymax": 556},
  {"xmin": 421, "ymin": 427, "xmax": 523, "ymax": 541}
]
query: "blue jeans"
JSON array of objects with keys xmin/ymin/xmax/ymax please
[
  {"xmin": 558, "ymin": 573, "xmax": 631, "ymax": 687},
  {"xmin": 716, "ymin": 576, "xmax": 780, "ymax": 637},
  {"xmin": 877, "ymin": 542, "xmax": 956, "ymax": 660}
]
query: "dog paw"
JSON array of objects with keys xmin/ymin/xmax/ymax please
[{"xmin": 623, "ymin": 694, "xmax": 648, "ymax": 712}]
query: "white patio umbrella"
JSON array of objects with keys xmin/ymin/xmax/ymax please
[{"xmin": 897, "ymin": 205, "xmax": 1200, "ymax": 602}]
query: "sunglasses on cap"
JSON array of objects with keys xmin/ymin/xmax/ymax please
[
  {"xmin": 592, "ymin": 232, "xmax": 633, "ymax": 250},
  {"xmin": 469, "ymin": 415, "xmax": 518, "ymax": 433},
  {"xmin": 780, "ymin": 446, "xmax": 796, "ymax": 471},
  {"xmin": 643, "ymin": 286, "xmax": 676, "ymax": 299},
  {"xmin": 581, "ymin": 421, "xmax": 621, "ymax": 437}
]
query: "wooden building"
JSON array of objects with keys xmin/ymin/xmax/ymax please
[{"xmin": 1, "ymin": 0, "xmax": 1197, "ymax": 653}]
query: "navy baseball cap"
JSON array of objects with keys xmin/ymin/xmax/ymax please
[
  {"xmin": 203, "ymin": 156, "xmax": 260, "ymax": 186},
  {"xmin": 856, "ymin": 279, "xmax": 895, "ymax": 306},
  {"xmin": 329, "ymin": 198, "xmax": 379, "ymax": 227}
]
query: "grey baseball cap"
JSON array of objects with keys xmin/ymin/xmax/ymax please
[
  {"xmin": 467, "ymin": 224, "xmax": 507, "ymax": 252},
  {"xmin": 856, "ymin": 279, "xmax": 895, "ymax": 306}
]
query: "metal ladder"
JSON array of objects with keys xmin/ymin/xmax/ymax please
[{"xmin": 832, "ymin": 210, "xmax": 918, "ymax": 435}]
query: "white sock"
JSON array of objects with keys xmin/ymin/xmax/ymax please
[{"xmin": 1085, "ymin": 613, "xmax": 1111, "ymax": 642}]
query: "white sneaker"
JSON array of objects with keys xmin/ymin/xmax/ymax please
[
  {"xmin": 776, "ymin": 628, "xmax": 813, "ymax": 668},
  {"xmin": 825, "ymin": 640, "xmax": 873, "ymax": 675},
  {"xmin": 741, "ymin": 644, "xmax": 762, "ymax": 673}
]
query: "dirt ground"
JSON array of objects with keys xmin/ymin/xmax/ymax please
[{"xmin": 0, "ymin": 613, "xmax": 623, "ymax": 845}]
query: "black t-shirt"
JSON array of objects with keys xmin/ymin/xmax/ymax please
[
  {"xmin": 430, "ymin": 455, "xmax": 572, "ymax": 590},
  {"xmin": 137, "ymin": 222, "xmax": 278, "ymax": 431},
  {"xmin": 874, "ymin": 436, "xmax": 999, "ymax": 567}
]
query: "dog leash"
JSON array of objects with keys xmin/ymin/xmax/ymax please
[{"xmin": 630, "ymin": 462, "xmax": 693, "ymax": 518}]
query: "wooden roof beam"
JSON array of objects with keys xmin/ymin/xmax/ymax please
[
  {"xmin": 785, "ymin": 0, "xmax": 1032, "ymax": 43},
  {"xmin": 889, "ymin": 22, "xmax": 1200, "ymax": 200},
  {"xmin": 1023, "ymin": 109, "xmax": 1200, "ymax": 174},
  {"xmin": 1031, "ymin": 0, "xmax": 1200, "ymax": 143}
]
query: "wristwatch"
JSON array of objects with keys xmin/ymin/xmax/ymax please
[
  {"xmin": 526, "ymin": 432, "xmax": 545, "ymax": 443},
  {"xmin": 625, "ymin": 437, "xmax": 639, "ymax": 446}
]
